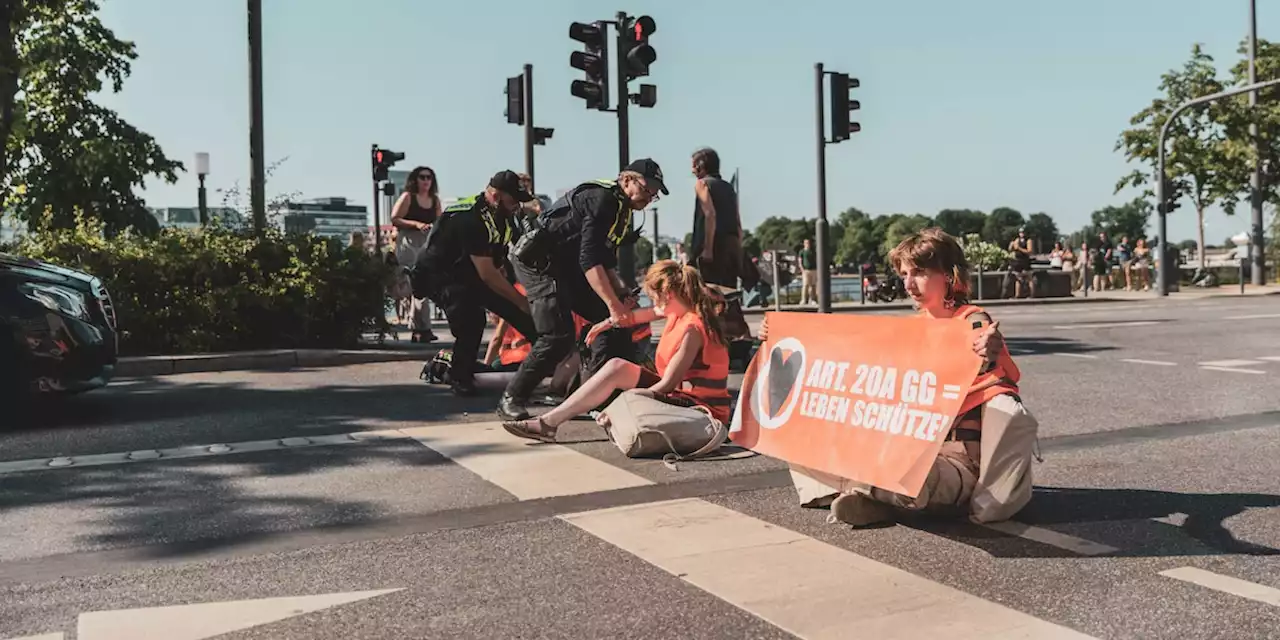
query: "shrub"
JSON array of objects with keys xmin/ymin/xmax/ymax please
[
  {"xmin": 958, "ymin": 233, "xmax": 1012, "ymax": 270},
  {"xmin": 10, "ymin": 214, "xmax": 391, "ymax": 356}
]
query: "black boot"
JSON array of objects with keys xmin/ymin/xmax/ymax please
[{"xmin": 497, "ymin": 394, "xmax": 530, "ymax": 421}]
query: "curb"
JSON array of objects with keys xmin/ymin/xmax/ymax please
[
  {"xmin": 116, "ymin": 348, "xmax": 430, "ymax": 378},
  {"xmin": 742, "ymin": 288, "xmax": 1280, "ymax": 314}
]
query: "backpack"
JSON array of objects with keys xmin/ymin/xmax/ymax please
[
  {"xmin": 420, "ymin": 350, "xmax": 454, "ymax": 385},
  {"xmin": 600, "ymin": 390, "xmax": 728, "ymax": 468}
]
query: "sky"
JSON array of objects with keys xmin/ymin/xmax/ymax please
[{"xmin": 98, "ymin": 0, "xmax": 1279, "ymax": 245}]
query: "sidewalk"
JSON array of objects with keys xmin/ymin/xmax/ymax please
[
  {"xmin": 747, "ymin": 284, "xmax": 1278, "ymax": 314},
  {"xmin": 116, "ymin": 345, "xmax": 432, "ymax": 378}
]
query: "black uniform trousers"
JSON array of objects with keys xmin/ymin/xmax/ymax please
[
  {"xmin": 504, "ymin": 257, "xmax": 637, "ymax": 401},
  {"xmin": 421, "ymin": 270, "xmax": 536, "ymax": 386}
]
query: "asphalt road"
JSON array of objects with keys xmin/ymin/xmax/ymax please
[{"xmin": 2, "ymin": 295, "xmax": 1279, "ymax": 639}]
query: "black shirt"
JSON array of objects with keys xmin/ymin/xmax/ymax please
[
  {"xmin": 419, "ymin": 194, "xmax": 515, "ymax": 277},
  {"xmin": 691, "ymin": 175, "xmax": 741, "ymax": 254},
  {"xmin": 541, "ymin": 182, "xmax": 630, "ymax": 272}
]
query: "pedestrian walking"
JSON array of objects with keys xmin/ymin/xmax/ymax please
[{"xmin": 391, "ymin": 166, "xmax": 441, "ymax": 343}]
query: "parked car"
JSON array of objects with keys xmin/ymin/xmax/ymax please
[{"xmin": 0, "ymin": 253, "xmax": 118, "ymax": 397}]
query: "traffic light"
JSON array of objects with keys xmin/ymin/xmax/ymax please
[
  {"xmin": 533, "ymin": 127, "xmax": 554, "ymax": 146},
  {"xmin": 370, "ymin": 146, "xmax": 404, "ymax": 182},
  {"xmin": 829, "ymin": 72, "xmax": 861, "ymax": 143},
  {"xmin": 622, "ymin": 15, "xmax": 657, "ymax": 80},
  {"xmin": 505, "ymin": 75, "xmax": 524, "ymax": 125},
  {"xmin": 569, "ymin": 21, "xmax": 610, "ymax": 110},
  {"xmin": 632, "ymin": 83, "xmax": 657, "ymax": 108},
  {"xmin": 1157, "ymin": 177, "xmax": 1181, "ymax": 214}
]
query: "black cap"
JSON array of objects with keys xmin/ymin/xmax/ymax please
[
  {"xmin": 489, "ymin": 170, "xmax": 534, "ymax": 202},
  {"xmin": 624, "ymin": 158, "xmax": 668, "ymax": 195}
]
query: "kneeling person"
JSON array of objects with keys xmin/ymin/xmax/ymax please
[{"xmin": 414, "ymin": 170, "xmax": 538, "ymax": 396}]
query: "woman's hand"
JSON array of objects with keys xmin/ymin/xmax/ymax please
[
  {"xmin": 973, "ymin": 321, "xmax": 1003, "ymax": 362},
  {"xmin": 585, "ymin": 319, "xmax": 613, "ymax": 346}
]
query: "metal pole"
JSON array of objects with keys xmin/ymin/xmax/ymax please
[
  {"xmin": 1249, "ymin": 0, "xmax": 1266, "ymax": 286},
  {"xmin": 1156, "ymin": 77, "xmax": 1280, "ymax": 295},
  {"xmin": 814, "ymin": 62, "xmax": 831, "ymax": 313},
  {"xmin": 652, "ymin": 207, "xmax": 659, "ymax": 263},
  {"xmin": 372, "ymin": 181, "xmax": 381, "ymax": 255},
  {"xmin": 197, "ymin": 174, "xmax": 208, "ymax": 226},
  {"xmin": 771, "ymin": 250, "xmax": 782, "ymax": 312},
  {"xmin": 247, "ymin": 0, "xmax": 266, "ymax": 235},
  {"xmin": 615, "ymin": 11, "xmax": 636, "ymax": 288},
  {"xmin": 523, "ymin": 63, "xmax": 535, "ymax": 192},
  {"xmin": 858, "ymin": 263, "xmax": 866, "ymax": 305},
  {"xmin": 977, "ymin": 262, "xmax": 985, "ymax": 301}
]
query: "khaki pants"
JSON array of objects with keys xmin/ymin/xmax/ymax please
[
  {"xmin": 801, "ymin": 269, "xmax": 817, "ymax": 304},
  {"xmin": 790, "ymin": 394, "xmax": 1037, "ymax": 522}
]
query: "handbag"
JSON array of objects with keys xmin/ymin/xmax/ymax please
[{"xmin": 601, "ymin": 390, "xmax": 727, "ymax": 467}]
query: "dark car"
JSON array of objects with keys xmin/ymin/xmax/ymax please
[{"xmin": 0, "ymin": 252, "xmax": 118, "ymax": 397}]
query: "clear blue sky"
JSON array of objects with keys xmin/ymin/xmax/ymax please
[{"xmin": 99, "ymin": 0, "xmax": 1278, "ymax": 244}]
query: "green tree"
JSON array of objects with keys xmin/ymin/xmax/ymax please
[
  {"xmin": 634, "ymin": 236, "xmax": 654, "ymax": 275},
  {"xmin": 3, "ymin": 0, "xmax": 181, "ymax": 234},
  {"xmin": 655, "ymin": 243, "xmax": 672, "ymax": 261},
  {"xmin": 982, "ymin": 207, "xmax": 1025, "ymax": 245},
  {"xmin": 1116, "ymin": 44, "xmax": 1235, "ymax": 268},
  {"xmin": 753, "ymin": 216, "xmax": 793, "ymax": 250},
  {"xmin": 741, "ymin": 229, "xmax": 761, "ymax": 260},
  {"xmin": 837, "ymin": 214, "xmax": 881, "ymax": 265},
  {"xmin": 1023, "ymin": 212, "xmax": 1060, "ymax": 252},
  {"xmin": 1091, "ymin": 197, "xmax": 1152, "ymax": 242},
  {"xmin": 934, "ymin": 208, "xmax": 986, "ymax": 238},
  {"xmin": 1222, "ymin": 39, "xmax": 1280, "ymax": 210},
  {"xmin": 879, "ymin": 214, "xmax": 933, "ymax": 257}
]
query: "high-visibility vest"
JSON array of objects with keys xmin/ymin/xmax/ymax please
[
  {"xmin": 654, "ymin": 312, "xmax": 732, "ymax": 422},
  {"xmin": 953, "ymin": 304, "xmax": 1021, "ymax": 419},
  {"xmin": 541, "ymin": 180, "xmax": 634, "ymax": 248},
  {"xmin": 439, "ymin": 195, "xmax": 512, "ymax": 247}
]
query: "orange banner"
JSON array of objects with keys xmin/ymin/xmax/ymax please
[{"xmin": 730, "ymin": 312, "xmax": 983, "ymax": 498}]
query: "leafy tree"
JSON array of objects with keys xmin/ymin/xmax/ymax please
[
  {"xmin": 1221, "ymin": 38, "xmax": 1280, "ymax": 211},
  {"xmin": 879, "ymin": 214, "xmax": 933, "ymax": 257},
  {"xmin": 934, "ymin": 209, "xmax": 986, "ymax": 238},
  {"xmin": 1090, "ymin": 197, "xmax": 1152, "ymax": 242},
  {"xmin": 753, "ymin": 216, "xmax": 794, "ymax": 251},
  {"xmin": 634, "ymin": 236, "xmax": 654, "ymax": 275},
  {"xmin": 1023, "ymin": 212, "xmax": 1060, "ymax": 252},
  {"xmin": 3, "ymin": 0, "xmax": 182, "ymax": 234},
  {"xmin": 837, "ymin": 214, "xmax": 881, "ymax": 265},
  {"xmin": 741, "ymin": 229, "xmax": 761, "ymax": 260},
  {"xmin": 1177, "ymin": 238, "xmax": 1200, "ymax": 252},
  {"xmin": 655, "ymin": 243, "xmax": 672, "ymax": 261},
  {"xmin": 982, "ymin": 207, "xmax": 1025, "ymax": 245},
  {"xmin": 1116, "ymin": 44, "xmax": 1235, "ymax": 267}
]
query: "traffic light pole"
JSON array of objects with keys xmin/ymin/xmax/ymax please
[
  {"xmin": 247, "ymin": 0, "xmax": 266, "ymax": 235},
  {"xmin": 814, "ymin": 62, "xmax": 831, "ymax": 313},
  {"xmin": 616, "ymin": 10, "xmax": 636, "ymax": 288},
  {"xmin": 372, "ymin": 179, "xmax": 382, "ymax": 254},
  {"xmin": 523, "ymin": 64, "xmax": 536, "ymax": 192},
  {"xmin": 1155, "ymin": 77, "xmax": 1280, "ymax": 295}
]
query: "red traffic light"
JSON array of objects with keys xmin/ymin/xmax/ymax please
[
  {"xmin": 375, "ymin": 151, "xmax": 384, "ymax": 163},
  {"xmin": 633, "ymin": 15, "xmax": 655, "ymax": 41}
]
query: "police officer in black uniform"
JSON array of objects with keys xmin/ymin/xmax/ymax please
[
  {"xmin": 498, "ymin": 158, "xmax": 668, "ymax": 420},
  {"xmin": 414, "ymin": 170, "xmax": 538, "ymax": 396}
]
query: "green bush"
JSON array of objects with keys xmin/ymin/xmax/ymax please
[{"xmin": 8, "ymin": 215, "xmax": 391, "ymax": 356}]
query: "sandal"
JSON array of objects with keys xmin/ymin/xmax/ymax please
[{"xmin": 502, "ymin": 417, "xmax": 558, "ymax": 443}]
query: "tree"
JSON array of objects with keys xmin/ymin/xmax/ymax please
[
  {"xmin": 837, "ymin": 214, "xmax": 881, "ymax": 265},
  {"xmin": 879, "ymin": 214, "xmax": 933, "ymax": 257},
  {"xmin": 1222, "ymin": 38, "xmax": 1280, "ymax": 211},
  {"xmin": 982, "ymin": 207, "xmax": 1025, "ymax": 245},
  {"xmin": 634, "ymin": 236, "xmax": 654, "ymax": 275},
  {"xmin": 1023, "ymin": 212, "xmax": 1059, "ymax": 252},
  {"xmin": 934, "ymin": 209, "xmax": 986, "ymax": 238},
  {"xmin": 1090, "ymin": 197, "xmax": 1152, "ymax": 242},
  {"xmin": 1116, "ymin": 44, "xmax": 1235, "ymax": 267},
  {"xmin": 655, "ymin": 243, "xmax": 672, "ymax": 261},
  {"xmin": 3, "ymin": 0, "xmax": 181, "ymax": 234}
]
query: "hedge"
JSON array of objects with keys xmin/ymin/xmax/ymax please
[{"xmin": 6, "ymin": 217, "xmax": 392, "ymax": 356}]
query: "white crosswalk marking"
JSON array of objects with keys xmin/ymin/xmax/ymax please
[{"xmin": 1160, "ymin": 567, "xmax": 1280, "ymax": 608}]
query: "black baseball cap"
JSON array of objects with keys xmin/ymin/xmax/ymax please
[
  {"xmin": 489, "ymin": 170, "xmax": 534, "ymax": 202},
  {"xmin": 625, "ymin": 158, "xmax": 669, "ymax": 195}
]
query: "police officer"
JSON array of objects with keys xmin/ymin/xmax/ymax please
[
  {"xmin": 498, "ymin": 158, "xmax": 668, "ymax": 420},
  {"xmin": 414, "ymin": 170, "xmax": 538, "ymax": 396}
]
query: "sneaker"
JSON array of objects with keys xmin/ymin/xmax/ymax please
[{"xmin": 828, "ymin": 492, "xmax": 895, "ymax": 527}]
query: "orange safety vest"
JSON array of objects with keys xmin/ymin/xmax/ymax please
[
  {"xmin": 953, "ymin": 304, "xmax": 1021, "ymax": 418},
  {"xmin": 655, "ymin": 312, "xmax": 732, "ymax": 422},
  {"xmin": 498, "ymin": 284, "xmax": 534, "ymax": 366}
]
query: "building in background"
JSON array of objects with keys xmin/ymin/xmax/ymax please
[{"xmin": 281, "ymin": 197, "xmax": 368, "ymax": 240}]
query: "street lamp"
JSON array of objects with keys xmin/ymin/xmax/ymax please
[{"xmin": 195, "ymin": 152, "xmax": 210, "ymax": 225}]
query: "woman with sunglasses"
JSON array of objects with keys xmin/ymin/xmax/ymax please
[{"xmin": 391, "ymin": 166, "xmax": 441, "ymax": 343}]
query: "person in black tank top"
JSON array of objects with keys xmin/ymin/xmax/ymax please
[
  {"xmin": 391, "ymin": 166, "xmax": 441, "ymax": 342},
  {"xmin": 690, "ymin": 147, "xmax": 750, "ymax": 341}
]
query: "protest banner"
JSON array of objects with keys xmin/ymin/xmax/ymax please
[{"xmin": 729, "ymin": 312, "xmax": 983, "ymax": 498}]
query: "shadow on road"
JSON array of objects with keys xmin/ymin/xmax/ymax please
[
  {"xmin": 907, "ymin": 485, "xmax": 1280, "ymax": 558},
  {"xmin": 1004, "ymin": 336, "xmax": 1117, "ymax": 356}
]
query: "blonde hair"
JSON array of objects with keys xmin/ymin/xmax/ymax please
[
  {"xmin": 643, "ymin": 260, "xmax": 727, "ymax": 345},
  {"xmin": 888, "ymin": 227, "xmax": 971, "ymax": 305}
]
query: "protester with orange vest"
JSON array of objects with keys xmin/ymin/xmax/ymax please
[
  {"xmin": 501, "ymin": 260, "xmax": 730, "ymax": 442},
  {"xmin": 778, "ymin": 227, "xmax": 1038, "ymax": 527},
  {"xmin": 492, "ymin": 285, "xmax": 653, "ymax": 371}
]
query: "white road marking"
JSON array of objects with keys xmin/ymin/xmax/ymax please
[
  {"xmin": 1007, "ymin": 348, "xmax": 1034, "ymax": 355},
  {"xmin": 562, "ymin": 499, "xmax": 1096, "ymax": 639},
  {"xmin": 1223, "ymin": 313, "xmax": 1280, "ymax": 320},
  {"xmin": 75, "ymin": 589, "xmax": 402, "ymax": 640},
  {"xmin": 0, "ymin": 430, "xmax": 410, "ymax": 476},
  {"xmin": 2, "ymin": 634, "xmax": 65, "ymax": 640},
  {"xmin": 1051, "ymin": 321, "xmax": 1160, "ymax": 330},
  {"xmin": 981, "ymin": 521, "xmax": 1119, "ymax": 556},
  {"xmin": 1200, "ymin": 359, "xmax": 1265, "ymax": 368},
  {"xmin": 1160, "ymin": 567, "xmax": 1280, "ymax": 608},
  {"xmin": 1053, "ymin": 353, "xmax": 1099, "ymax": 359},
  {"xmin": 1199, "ymin": 366, "xmax": 1267, "ymax": 375},
  {"xmin": 1259, "ymin": 356, "xmax": 1280, "ymax": 362},
  {"xmin": 1152, "ymin": 512, "xmax": 1189, "ymax": 526},
  {"xmin": 1120, "ymin": 358, "xmax": 1177, "ymax": 366},
  {"xmin": 400, "ymin": 423, "xmax": 653, "ymax": 500}
]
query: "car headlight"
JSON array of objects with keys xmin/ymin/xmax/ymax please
[{"xmin": 20, "ymin": 282, "xmax": 91, "ymax": 320}]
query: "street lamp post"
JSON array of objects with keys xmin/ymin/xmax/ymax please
[
  {"xmin": 1248, "ymin": 0, "xmax": 1267, "ymax": 286},
  {"xmin": 247, "ymin": 0, "xmax": 266, "ymax": 234},
  {"xmin": 195, "ymin": 152, "xmax": 210, "ymax": 225}
]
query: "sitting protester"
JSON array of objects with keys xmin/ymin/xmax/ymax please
[
  {"xmin": 501, "ymin": 260, "xmax": 731, "ymax": 443},
  {"xmin": 774, "ymin": 227, "xmax": 1039, "ymax": 526}
]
